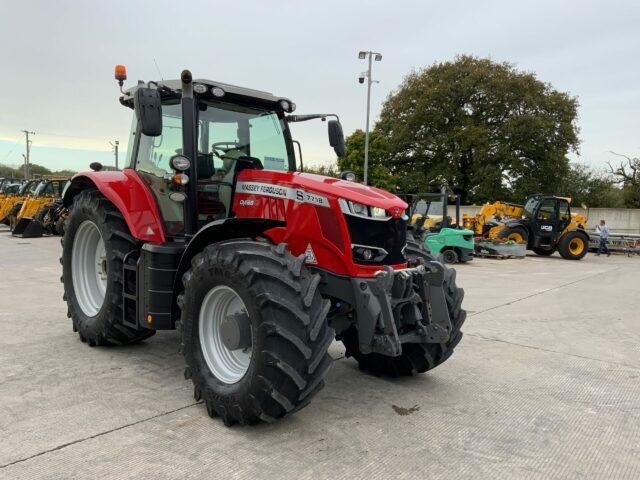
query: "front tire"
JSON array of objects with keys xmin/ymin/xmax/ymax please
[
  {"xmin": 61, "ymin": 190, "xmax": 155, "ymax": 346},
  {"xmin": 441, "ymin": 248, "xmax": 459, "ymax": 264},
  {"xmin": 558, "ymin": 231, "xmax": 588, "ymax": 260},
  {"xmin": 178, "ymin": 241, "xmax": 333, "ymax": 426}
]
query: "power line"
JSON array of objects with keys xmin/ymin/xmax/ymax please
[{"xmin": 1, "ymin": 138, "xmax": 22, "ymax": 162}]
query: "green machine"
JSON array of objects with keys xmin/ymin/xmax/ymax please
[{"xmin": 401, "ymin": 189, "xmax": 474, "ymax": 264}]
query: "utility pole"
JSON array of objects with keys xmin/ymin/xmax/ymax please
[
  {"xmin": 110, "ymin": 140, "xmax": 119, "ymax": 170},
  {"xmin": 357, "ymin": 51, "xmax": 382, "ymax": 186},
  {"xmin": 21, "ymin": 130, "xmax": 35, "ymax": 180}
]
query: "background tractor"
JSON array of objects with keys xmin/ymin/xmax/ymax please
[
  {"xmin": 12, "ymin": 177, "xmax": 69, "ymax": 237},
  {"xmin": 401, "ymin": 190, "xmax": 474, "ymax": 264},
  {"xmin": 60, "ymin": 66, "xmax": 466, "ymax": 426},
  {"xmin": 462, "ymin": 195, "xmax": 589, "ymax": 260}
]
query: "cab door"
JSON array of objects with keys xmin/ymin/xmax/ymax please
[
  {"xmin": 556, "ymin": 200, "xmax": 571, "ymax": 239},
  {"xmin": 532, "ymin": 198, "xmax": 558, "ymax": 248}
]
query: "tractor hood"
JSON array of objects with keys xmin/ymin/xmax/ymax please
[
  {"xmin": 293, "ymin": 172, "xmax": 408, "ymax": 213},
  {"xmin": 237, "ymin": 169, "xmax": 408, "ymax": 215}
]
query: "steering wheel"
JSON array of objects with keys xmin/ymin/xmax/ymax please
[{"xmin": 212, "ymin": 142, "xmax": 242, "ymax": 159}]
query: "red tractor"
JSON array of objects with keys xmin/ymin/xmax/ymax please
[{"xmin": 60, "ymin": 67, "xmax": 465, "ymax": 426}]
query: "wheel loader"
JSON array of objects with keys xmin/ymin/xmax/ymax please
[
  {"xmin": 0, "ymin": 178, "xmax": 20, "ymax": 199},
  {"xmin": 0, "ymin": 179, "xmax": 38, "ymax": 226},
  {"xmin": 12, "ymin": 177, "xmax": 69, "ymax": 237},
  {"xmin": 462, "ymin": 195, "xmax": 589, "ymax": 260},
  {"xmin": 60, "ymin": 66, "xmax": 466, "ymax": 426}
]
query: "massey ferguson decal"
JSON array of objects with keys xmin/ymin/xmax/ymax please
[{"xmin": 236, "ymin": 181, "xmax": 329, "ymax": 207}]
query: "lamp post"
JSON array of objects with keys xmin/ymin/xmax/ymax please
[{"xmin": 358, "ymin": 50, "xmax": 382, "ymax": 186}]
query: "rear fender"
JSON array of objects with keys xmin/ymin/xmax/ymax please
[
  {"xmin": 63, "ymin": 169, "xmax": 165, "ymax": 243},
  {"xmin": 170, "ymin": 218, "xmax": 285, "ymax": 324},
  {"xmin": 559, "ymin": 227, "xmax": 590, "ymax": 242}
]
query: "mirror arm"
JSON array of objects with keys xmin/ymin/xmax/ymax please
[{"xmin": 286, "ymin": 114, "xmax": 340, "ymax": 123}]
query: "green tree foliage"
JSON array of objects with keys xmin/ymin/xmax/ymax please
[
  {"xmin": 608, "ymin": 152, "xmax": 640, "ymax": 208},
  {"xmin": 560, "ymin": 163, "xmax": 624, "ymax": 208},
  {"xmin": 0, "ymin": 162, "xmax": 75, "ymax": 179},
  {"xmin": 337, "ymin": 129, "xmax": 397, "ymax": 191},
  {"xmin": 303, "ymin": 163, "xmax": 340, "ymax": 178},
  {"xmin": 375, "ymin": 55, "xmax": 580, "ymax": 203}
]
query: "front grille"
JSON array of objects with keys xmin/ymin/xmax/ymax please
[{"xmin": 344, "ymin": 214, "xmax": 407, "ymax": 265}]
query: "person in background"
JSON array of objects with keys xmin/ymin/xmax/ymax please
[{"xmin": 595, "ymin": 219, "xmax": 611, "ymax": 256}]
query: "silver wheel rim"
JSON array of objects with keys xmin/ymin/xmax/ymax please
[
  {"xmin": 199, "ymin": 285, "xmax": 252, "ymax": 384},
  {"xmin": 72, "ymin": 220, "xmax": 107, "ymax": 317}
]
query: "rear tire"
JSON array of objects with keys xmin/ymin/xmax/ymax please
[
  {"xmin": 338, "ymin": 240, "xmax": 466, "ymax": 377},
  {"xmin": 178, "ymin": 241, "xmax": 333, "ymax": 426},
  {"xmin": 558, "ymin": 230, "xmax": 588, "ymax": 260},
  {"xmin": 61, "ymin": 190, "xmax": 155, "ymax": 346},
  {"xmin": 441, "ymin": 248, "xmax": 459, "ymax": 264},
  {"xmin": 498, "ymin": 226, "xmax": 528, "ymax": 244}
]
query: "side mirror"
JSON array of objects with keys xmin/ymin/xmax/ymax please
[
  {"xmin": 328, "ymin": 120, "xmax": 346, "ymax": 158},
  {"xmin": 134, "ymin": 87, "xmax": 162, "ymax": 137}
]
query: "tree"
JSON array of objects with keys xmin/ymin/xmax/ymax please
[
  {"xmin": 608, "ymin": 152, "xmax": 640, "ymax": 208},
  {"xmin": 303, "ymin": 163, "xmax": 340, "ymax": 178},
  {"xmin": 376, "ymin": 55, "xmax": 580, "ymax": 203},
  {"xmin": 560, "ymin": 163, "xmax": 624, "ymax": 208},
  {"xmin": 0, "ymin": 162, "xmax": 76, "ymax": 179},
  {"xmin": 337, "ymin": 129, "xmax": 398, "ymax": 191}
]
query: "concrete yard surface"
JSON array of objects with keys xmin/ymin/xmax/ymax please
[{"xmin": 1, "ymin": 226, "xmax": 639, "ymax": 479}]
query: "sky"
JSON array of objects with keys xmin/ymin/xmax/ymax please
[{"xmin": 1, "ymin": 0, "xmax": 639, "ymax": 173}]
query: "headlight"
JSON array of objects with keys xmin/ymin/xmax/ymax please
[{"xmin": 339, "ymin": 199, "xmax": 390, "ymax": 220}]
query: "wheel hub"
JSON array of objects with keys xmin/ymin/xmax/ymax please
[
  {"xmin": 219, "ymin": 312, "xmax": 252, "ymax": 351},
  {"xmin": 71, "ymin": 220, "xmax": 107, "ymax": 317},
  {"xmin": 199, "ymin": 285, "xmax": 252, "ymax": 384}
]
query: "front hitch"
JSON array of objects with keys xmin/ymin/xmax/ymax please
[{"xmin": 343, "ymin": 261, "xmax": 452, "ymax": 357}]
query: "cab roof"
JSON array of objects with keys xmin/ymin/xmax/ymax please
[{"xmin": 120, "ymin": 79, "xmax": 290, "ymax": 108}]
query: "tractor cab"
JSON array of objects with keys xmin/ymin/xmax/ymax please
[{"xmin": 119, "ymin": 74, "xmax": 345, "ymax": 237}]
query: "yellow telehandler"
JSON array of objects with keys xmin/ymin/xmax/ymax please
[
  {"xmin": 0, "ymin": 180, "xmax": 39, "ymax": 226},
  {"xmin": 462, "ymin": 194, "xmax": 589, "ymax": 260},
  {"xmin": 12, "ymin": 178, "xmax": 69, "ymax": 237}
]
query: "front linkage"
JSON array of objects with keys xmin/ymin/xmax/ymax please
[{"xmin": 318, "ymin": 259, "xmax": 452, "ymax": 357}]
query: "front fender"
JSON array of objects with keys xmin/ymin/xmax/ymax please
[
  {"xmin": 64, "ymin": 169, "xmax": 165, "ymax": 244},
  {"xmin": 171, "ymin": 217, "xmax": 285, "ymax": 323}
]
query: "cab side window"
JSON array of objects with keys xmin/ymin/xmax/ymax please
[
  {"xmin": 558, "ymin": 201, "xmax": 570, "ymax": 222},
  {"xmin": 135, "ymin": 103, "xmax": 185, "ymax": 235},
  {"xmin": 536, "ymin": 199, "xmax": 557, "ymax": 221}
]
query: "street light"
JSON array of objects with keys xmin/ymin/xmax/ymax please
[{"xmin": 357, "ymin": 50, "xmax": 382, "ymax": 186}]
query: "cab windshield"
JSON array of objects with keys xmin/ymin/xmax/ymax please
[
  {"xmin": 522, "ymin": 197, "xmax": 538, "ymax": 218},
  {"xmin": 197, "ymin": 101, "xmax": 292, "ymax": 176}
]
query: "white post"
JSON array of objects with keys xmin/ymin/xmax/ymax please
[{"xmin": 363, "ymin": 53, "xmax": 373, "ymax": 186}]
